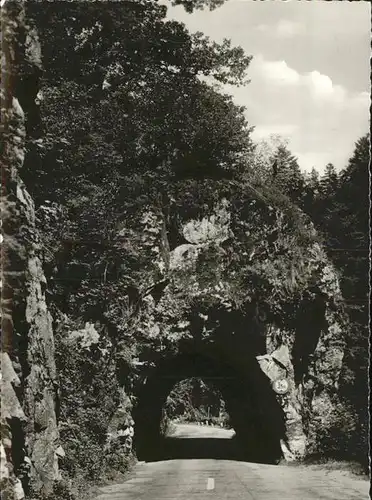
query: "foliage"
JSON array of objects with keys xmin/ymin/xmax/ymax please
[
  {"xmin": 244, "ymin": 134, "xmax": 287, "ymax": 184},
  {"xmin": 310, "ymin": 397, "xmax": 368, "ymax": 473},
  {"xmin": 24, "ymin": 0, "xmax": 255, "ymax": 355},
  {"xmin": 302, "ymin": 136, "xmax": 369, "ymax": 306},
  {"xmin": 246, "ymin": 132, "xmax": 369, "ymax": 467},
  {"xmin": 272, "ymin": 145, "xmax": 305, "ymax": 204},
  {"xmin": 29, "ymin": 480, "xmax": 76, "ymax": 500},
  {"xmin": 52, "ymin": 315, "xmax": 134, "ymax": 496},
  {"xmin": 301, "ymin": 134, "xmax": 370, "ymax": 468},
  {"xmin": 26, "ymin": 0, "xmax": 253, "ymax": 318},
  {"xmin": 244, "ymin": 134, "xmax": 306, "ymax": 205},
  {"xmin": 171, "ymin": 0, "xmax": 226, "ymax": 12},
  {"xmin": 163, "ymin": 378, "xmax": 230, "ymax": 426}
]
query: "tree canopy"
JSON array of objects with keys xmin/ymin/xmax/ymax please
[{"xmin": 27, "ymin": 0, "xmax": 253, "ymax": 208}]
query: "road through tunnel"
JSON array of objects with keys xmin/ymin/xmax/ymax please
[{"xmin": 133, "ymin": 351, "xmax": 286, "ymax": 464}]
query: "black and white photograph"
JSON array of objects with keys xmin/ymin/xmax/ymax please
[{"xmin": 1, "ymin": 1, "xmax": 370, "ymax": 499}]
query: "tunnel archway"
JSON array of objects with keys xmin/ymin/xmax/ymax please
[{"xmin": 134, "ymin": 349, "xmax": 286, "ymax": 464}]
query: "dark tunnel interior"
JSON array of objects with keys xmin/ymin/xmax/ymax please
[{"xmin": 133, "ymin": 351, "xmax": 286, "ymax": 464}]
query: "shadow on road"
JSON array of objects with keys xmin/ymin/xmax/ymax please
[
  {"xmin": 143, "ymin": 435, "xmax": 278, "ymax": 464},
  {"xmin": 161, "ymin": 435, "xmax": 241, "ymax": 460},
  {"xmin": 137, "ymin": 424, "xmax": 282, "ymax": 464}
]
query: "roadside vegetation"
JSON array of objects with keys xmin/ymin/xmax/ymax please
[{"xmin": 26, "ymin": 0, "xmax": 369, "ymax": 496}]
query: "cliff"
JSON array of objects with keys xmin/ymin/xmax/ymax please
[{"xmin": 1, "ymin": 2, "xmax": 60, "ymax": 498}]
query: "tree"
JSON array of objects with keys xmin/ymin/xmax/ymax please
[
  {"xmin": 244, "ymin": 135, "xmax": 307, "ymax": 206},
  {"xmin": 302, "ymin": 168, "xmax": 320, "ymax": 214},
  {"xmin": 320, "ymin": 163, "xmax": 339, "ymax": 199},
  {"xmin": 304, "ymin": 135, "xmax": 369, "ymax": 320},
  {"xmin": 301, "ymin": 134, "xmax": 370, "ymax": 467},
  {"xmin": 335, "ymin": 136, "xmax": 370, "ymax": 467},
  {"xmin": 324, "ymin": 137, "xmax": 369, "ymax": 303},
  {"xmin": 244, "ymin": 135, "xmax": 288, "ymax": 184},
  {"xmin": 307, "ymin": 168, "xmax": 320, "ymax": 194},
  {"xmin": 26, "ymin": 0, "xmax": 253, "ymax": 206},
  {"xmin": 26, "ymin": 0, "xmax": 254, "ymax": 326},
  {"xmin": 28, "ymin": 1, "xmax": 249, "ymax": 88},
  {"xmin": 171, "ymin": 0, "xmax": 226, "ymax": 12},
  {"xmin": 272, "ymin": 145, "xmax": 305, "ymax": 204}
]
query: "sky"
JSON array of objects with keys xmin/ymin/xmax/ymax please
[{"xmin": 164, "ymin": 0, "xmax": 370, "ymax": 173}]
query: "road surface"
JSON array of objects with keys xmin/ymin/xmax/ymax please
[{"xmin": 94, "ymin": 423, "xmax": 369, "ymax": 500}]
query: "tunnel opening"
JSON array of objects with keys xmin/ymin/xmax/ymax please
[
  {"xmin": 159, "ymin": 376, "xmax": 236, "ymax": 461},
  {"xmin": 162, "ymin": 377, "xmax": 231, "ymax": 428},
  {"xmin": 133, "ymin": 351, "xmax": 286, "ymax": 464}
]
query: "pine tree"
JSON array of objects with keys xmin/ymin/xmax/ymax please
[
  {"xmin": 336, "ymin": 135, "xmax": 370, "ymax": 466},
  {"xmin": 320, "ymin": 163, "xmax": 339, "ymax": 199},
  {"xmin": 303, "ymin": 135, "xmax": 370, "ymax": 466},
  {"xmin": 333, "ymin": 136, "xmax": 369, "ymax": 301},
  {"xmin": 302, "ymin": 168, "xmax": 320, "ymax": 214},
  {"xmin": 272, "ymin": 145, "xmax": 305, "ymax": 204}
]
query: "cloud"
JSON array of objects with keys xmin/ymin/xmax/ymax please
[
  {"xmin": 164, "ymin": 0, "xmax": 370, "ymax": 173},
  {"xmin": 257, "ymin": 58, "xmax": 300, "ymax": 86},
  {"xmin": 223, "ymin": 55, "xmax": 370, "ymax": 172},
  {"xmin": 304, "ymin": 71, "xmax": 347, "ymax": 103},
  {"xmin": 276, "ymin": 19, "xmax": 304, "ymax": 38},
  {"xmin": 251, "ymin": 56, "xmax": 348, "ymax": 103},
  {"xmin": 257, "ymin": 19, "xmax": 304, "ymax": 38},
  {"xmin": 308, "ymin": 71, "xmax": 333, "ymax": 94}
]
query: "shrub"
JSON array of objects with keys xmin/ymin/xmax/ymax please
[{"xmin": 53, "ymin": 315, "xmax": 135, "ymax": 496}]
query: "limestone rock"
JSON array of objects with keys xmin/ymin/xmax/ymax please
[
  {"xmin": 256, "ymin": 354, "xmax": 287, "ymax": 382},
  {"xmin": 1, "ymin": 377, "xmax": 26, "ymax": 423},
  {"xmin": 1, "ymin": 2, "xmax": 60, "ymax": 496},
  {"xmin": 169, "ymin": 244, "xmax": 201, "ymax": 271},
  {"xmin": 182, "ymin": 199, "xmax": 231, "ymax": 245},
  {"xmin": 69, "ymin": 322, "xmax": 100, "ymax": 348}
]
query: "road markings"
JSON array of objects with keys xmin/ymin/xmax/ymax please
[{"xmin": 206, "ymin": 477, "xmax": 215, "ymax": 490}]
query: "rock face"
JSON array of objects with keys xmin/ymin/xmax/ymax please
[
  {"xmin": 1, "ymin": 2, "xmax": 60, "ymax": 497},
  {"xmin": 126, "ymin": 186, "xmax": 346, "ymax": 462}
]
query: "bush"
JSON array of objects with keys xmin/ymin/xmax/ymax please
[
  {"xmin": 310, "ymin": 397, "xmax": 369, "ymax": 472},
  {"xmin": 53, "ymin": 315, "xmax": 135, "ymax": 496}
]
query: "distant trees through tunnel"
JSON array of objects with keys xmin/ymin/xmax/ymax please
[
  {"xmin": 133, "ymin": 351, "xmax": 286, "ymax": 464},
  {"xmin": 162, "ymin": 377, "xmax": 231, "ymax": 428}
]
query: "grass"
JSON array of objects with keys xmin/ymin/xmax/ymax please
[{"xmin": 281, "ymin": 457, "xmax": 369, "ymax": 480}]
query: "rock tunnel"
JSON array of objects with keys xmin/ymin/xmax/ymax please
[
  {"xmin": 134, "ymin": 347, "xmax": 286, "ymax": 464},
  {"xmin": 121, "ymin": 189, "xmax": 346, "ymax": 466}
]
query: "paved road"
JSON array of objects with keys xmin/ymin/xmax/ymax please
[
  {"xmin": 94, "ymin": 424, "xmax": 369, "ymax": 500},
  {"xmin": 169, "ymin": 422, "xmax": 235, "ymax": 439}
]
